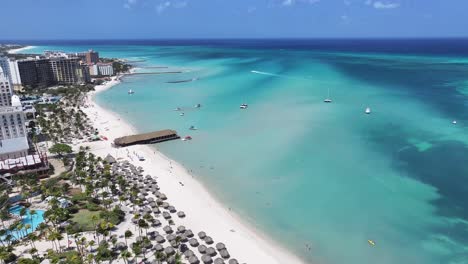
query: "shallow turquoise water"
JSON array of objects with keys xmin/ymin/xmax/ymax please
[{"xmin": 28, "ymin": 44, "xmax": 468, "ymax": 264}]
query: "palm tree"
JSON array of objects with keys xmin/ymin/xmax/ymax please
[
  {"xmin": 124, "ymin": 230, "xmax": 132, "ymax": 247},
  {"xmin": 137, "ymin": 219, "xmax": 148, "ymax": 237},
  {"xmin": 29, "ymin": 210, "xmax": 36, "ymax": 232},
  {"xmin": 91, "ymin": 215, "xmax": 99, "ymax": 243},
  {"xmin": 0, "ymin": 246, "xmax": 11, "ymax": 264},
  {"xmin": 120, "ymin": 250, "xmax": 132, "ymax": 264},
  {"xmin": 88, "ymin": 240, "xmax": 95, "ymax": 253}
]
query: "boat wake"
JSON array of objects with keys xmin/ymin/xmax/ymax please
[
  {"xmin": 250, "ymin": 70, "xmax": 304, "ymax": 80},
  {"xmin": 250, "ymin": 70, "xmax": 282, "ymax": 77}
]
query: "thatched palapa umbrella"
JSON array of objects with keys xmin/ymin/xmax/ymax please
[
  {"xmin": 115, "ymin": 242, "xmax": 127, "ymax": 251},
  {"xmin": 219, "ymin": 249, "xmax": 230, "ymax": 259},
  {"xmin": 228, "ymin": 259, "xmax": 239, "ymax": 264},
  {"xmin": 163, "ymin": 212, "xmax": 171, "ymax": 219},
  {"xmin": 201, "ymin": 254, "xmax": 213, "ymax": 264},
  {"xmin": 154, "ymin": 244, "xmax": 164, "ymax": 252},
  {"xmin": 206, "ymin": 247, "xmax": 217, "ymax": 256},
  {"xmin": 164, "ymin": 246, "xmax": 175, "ymax": 255},
  {"xmin": 215, "ymin": 243, "xmax": 226, "ymax": 251},
  {"xmin": 189, "ymin": 238, "xmax": 199, "ymax": 247},
  {"xmin": 168, "ymin": 206, "xmax": 176, "ymax": 213},
  {"xmin": 163, "ymin": 225, "xmax": 173, "ymax": 234},
  {"xmin": 177, "ymin": 211, "xmax": 186, "ymax": 218},
  {"xmin": 198, "ymin": 231, "xmax": 206, "ymax": 239},
  {"xmin": 188, "ymin": 256, "xmax": 200, "ymax": 264},
  {"xmin": 184, "ymin": 249, "xmax": 195, "ymax": 258},
  {"xmin": 166, "ymin": 234, "xmax": 176, "ymax": 241},
  {"xmin": 214, "ymin": 258, "xmax": 225, "ymax": 264},
  {"xmin": 177, "ymin": 225, "xmax": 186, "ymax": 233},
  {"xmin": 198, "ymin": 245, "xmax": 207, "ymax": 254},
  {"xmin": 204, "ymin": 236, "xmax": 214, "ymax": 245},
  {"xmin": 155, "ymin": 235, "xmax": 165, "ymax": 243},
  {"xmin": 185, "ymin": 229, "xmax": 194, "ymax": 237},
  {"xmin": 152, "ymin": 219, "xmax": 161, "ymax": 227}
]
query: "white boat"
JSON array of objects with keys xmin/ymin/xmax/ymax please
[
  {"xmin": 240, "ymin": 103, "xmax": 248, "ymax": 109},
  {"xmin": 180, "ymin": 113, "xmax": 185, "ymax": 116},
  {"xmin": 365, "ymin": 107, "xmax": 371, "ymax": 114},
  {"xmin": 181, "ymin": 136, "xmax": 193, "ymax": 141},
  {"xmin": 195, "ymin": 104, "xmax": 201, "ymax": 108},
  {"xmin": 324, "ymin": 88, "xmax": 332, "ymax": 103},
  {"xmin": 174, "ymin": 107, "xmax": 181, "ymax": 111},
  {"xmin": 189, "ymin": 126, "xmax": 197, "ymax": 130},
  {"xmin": 453, "ymin": 120, "xmax": 457, "ymax": 124},
  {"xmin": 128, "ymin": 89, "xmax": 134, "ymax": 95}
]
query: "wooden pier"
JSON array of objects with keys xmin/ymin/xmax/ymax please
[{"xmin": 114, "ymin": 129, "xmax": 180, "ymax": 147}]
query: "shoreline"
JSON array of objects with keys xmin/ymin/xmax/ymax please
[
  {"xmin": 7, "ymin": 45, "xmax": 36, "ymax": 54},
  {"xmin": 82, "ymin": 76, "xmax": 306, "ymax": 264}
]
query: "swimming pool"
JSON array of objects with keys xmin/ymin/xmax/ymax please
[{"xmin": 3, "ymin": 205, "xmax": 45, "ymax": 240}]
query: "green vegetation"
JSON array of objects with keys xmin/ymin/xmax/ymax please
[
  {"xmin": 71, "ymin": 209, "xmax": 101, "ymax": 231},
  {"xmin": 49, "ymin": 143, "xmax": 72, "ymax": 157}
]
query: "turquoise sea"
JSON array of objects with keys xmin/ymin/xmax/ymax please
[{"xmin": 27, "ymin": 40, "xmax": 468, "ymax": 264}]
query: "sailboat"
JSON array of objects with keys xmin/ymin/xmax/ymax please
[
  {"xmin": 324, "ymin": 88, "xmax": 332, "ymax": 103},
  {"xmin": 365, "ymin": 107, "xmax": 371, "ymax": 114}
]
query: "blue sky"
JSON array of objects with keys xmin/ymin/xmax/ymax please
[{"xmin": 2, "ymin": 0, "xmax": 467, "ymax": 39}]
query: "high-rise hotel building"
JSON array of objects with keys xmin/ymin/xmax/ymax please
[{"xmin": 0, "ymin": 66, "xmax": 28, "ymax": 159}]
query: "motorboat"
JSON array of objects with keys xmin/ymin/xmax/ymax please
[
  {"xmin": 189, "ymin": 126, "xmax": 197, "ymax": 130},
  {"xmin": 182, "ymin": 136, "xmax": 193, "ymax": 141},
  {"xmin": 195, "ymin": 104, "xmax": 202, "ymax": 108},
  {"xmin": 180, "ymin": 113, "xmax": 185, "ymax": 116},
  {"xmin": 365, "ymin": 107, "xmax": 371, "ymax": 114},
  {"xmin": 174, "ymin": 107, "xmax": 181, "ymax": 111},
  {"xmin": 240, "ymin": 103, "xmax": 248, "ymax": 109},
  {"xmin": 128, "ymin": 89, "xmax": 134, "ymax": 95},
  {"xmin": 453, "ymin": 120, "xmax": 457, "ymax": 124},
  {"xmin": 368, "ymin": 240, "xmax": 376, "ymax": 246}
]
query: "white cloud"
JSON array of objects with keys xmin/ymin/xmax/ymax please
[
  {"xmin": 247, "ymin": 6, "xmax": 257, "ymax": 13},
  {"xmin": 155, "ymin": 1, "xmax": 188, "ymax": 14},
  {"xmin": 373, "ymin": 1, "xmax": 400, "ymax": 9},
  {"xmin": 156, "ymin": 1, "xmax": 171, "ymax": 13},
  {"xmin": 173, "ymin": 1, "xmax": 188, "ymax": 8},
  {"xmin": 124, "ymin": 0, "xmax": 137, "ymax": 9},
  {"xmin": 280, "ymin": 0, "xmax": 320, "ymax": 7}
]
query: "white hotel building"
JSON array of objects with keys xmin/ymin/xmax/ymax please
[
  {"xmin": 0, "ymin": 67, "xmax": 29, "ymax": 159},
  {"xmin": 90, "ymin": 63, "xmax": 114, "ymax": 76}
]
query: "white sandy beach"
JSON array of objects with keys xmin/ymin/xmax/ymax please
[
  {"xmin": 81, "ymin": 76, "xmax": 305, "ymax": 264},
  {"xmin": 7, "ymin": 45, "xmax": 36, "ymax": 54}
]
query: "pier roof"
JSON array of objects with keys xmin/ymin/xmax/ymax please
[{"xmin": 114, "ymin": 129, "xmax": 178, "ymax": 146}]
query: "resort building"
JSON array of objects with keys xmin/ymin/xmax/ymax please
[
  {"xmin": 0, "ymin": 57, "xmax": 13, "ymax": 84},
  {"xmin": 0, "ymin": 95, "xmax": 29, "ymax": 159},
  {"xmin": 49, "ymin": 57, "xmax": 90, "ymax": 84},
  {"xmin": 85, "ymin": 50, "xmax": 99, "ymax": 64},
  {"xmin": 8, "ymin": 59, "xmax": 22, "ymax": 91},
  {"xmin": 8, "ymin": 58, "xmax": 55, "ymax": 89},
  {"xmin": 0, "ymin": 66, "xmax": 13, "ymax": 106},
  {"xmin": 97, "ymin": 63, "xmax": 114, "ymax": 76},
  {"xmin": 90, "ymin": 63, "xmax": 114, "ymax": 76}
]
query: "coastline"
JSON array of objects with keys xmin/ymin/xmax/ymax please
[
  {"xmin": 82, "ymin": 76, "xmax": 306, "ymax": 264},
  {"xmin": 7, "ymin": 45, "xmax": 36, "ymax": 54}
]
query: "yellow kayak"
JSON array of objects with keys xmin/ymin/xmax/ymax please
[{"xmin": 368, "ymin": 240, "xmax": 376, "ymax": 246}]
